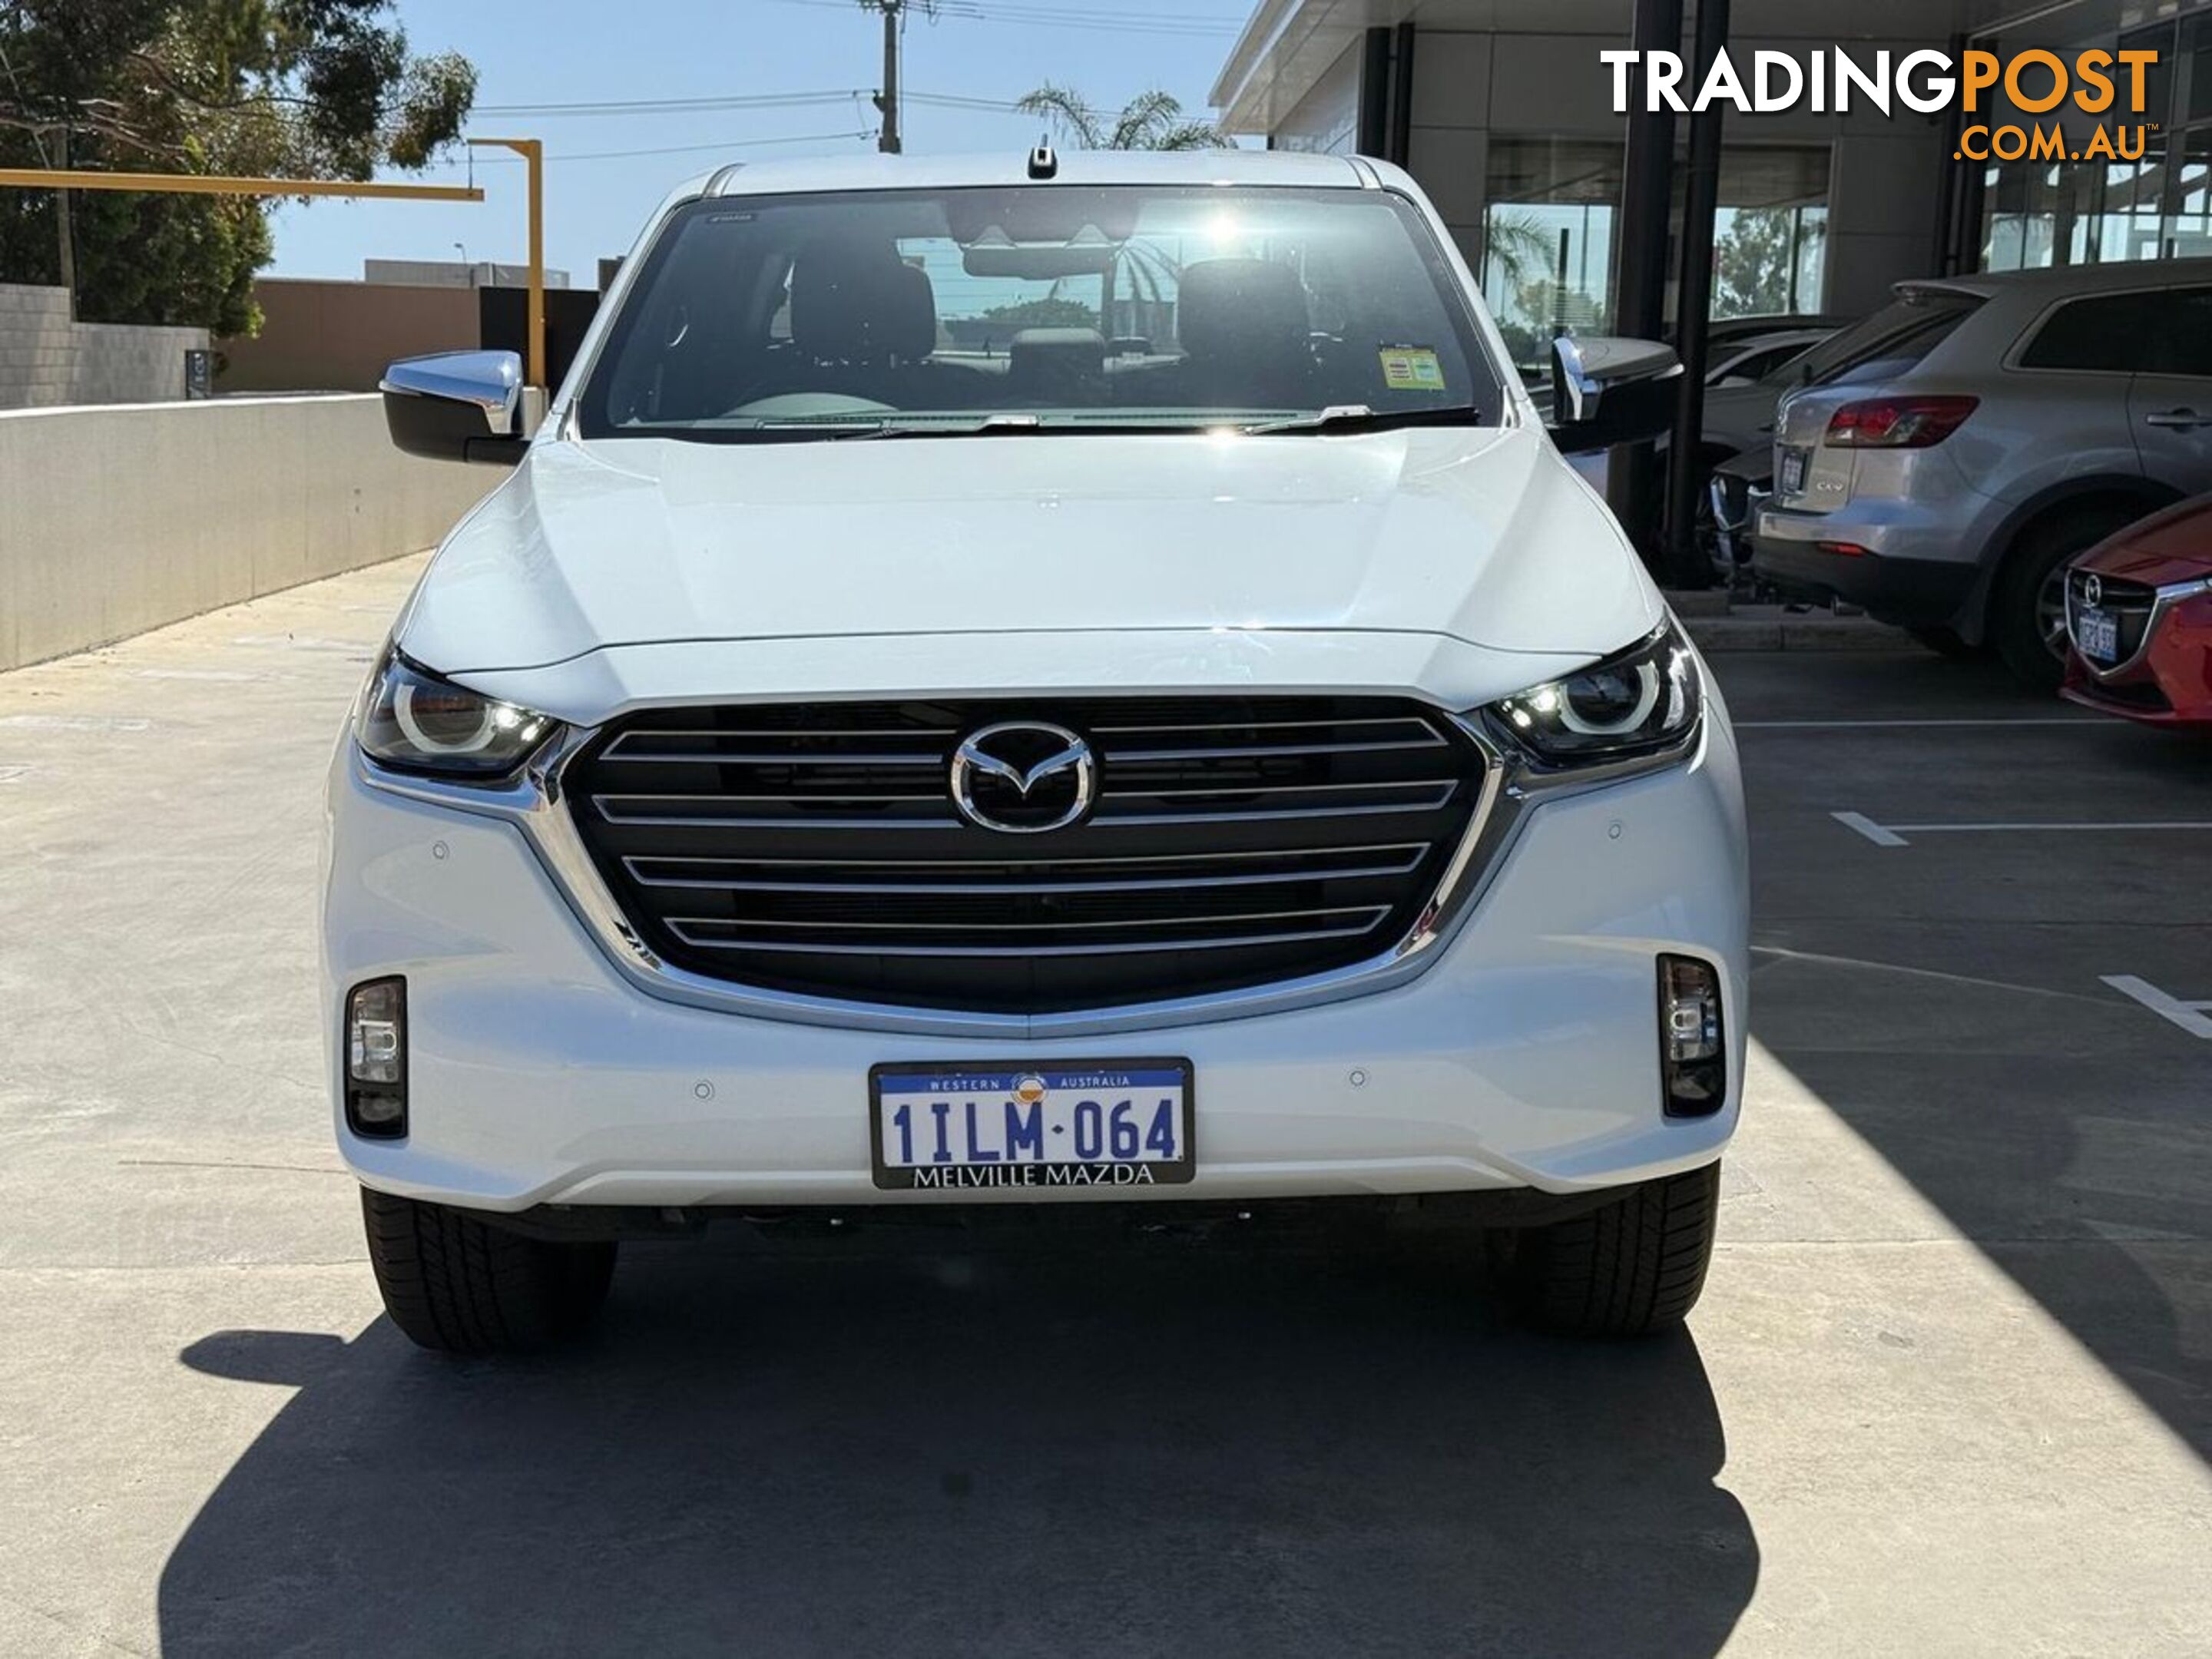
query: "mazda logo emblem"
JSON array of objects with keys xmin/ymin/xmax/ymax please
[
  {"xmin": 950, "ymin": 720, "xmax": 1096, "ymax": 835},
  {"xmin": 2083, "ymin": 573, "xmax": 2103, "ymax": 608}
]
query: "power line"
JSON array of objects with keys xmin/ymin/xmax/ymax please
[
  {"xmin": 934, "ymin": 0, "xmax": 1246, "ymax": 34},
  {"xmin": 760, "ymin": 0, "xmax": 1244, "ymax": 37},
  {"xmin": 424, "ymin": 130, "xmax": 876, "ymax": 166},
  {"xmin": 469, "ymin": 88, "xmax": 1030, "ymax": 121},
  {"xmin": 475, "ymin": 90, "xmax": 865, "ymax": 118}
]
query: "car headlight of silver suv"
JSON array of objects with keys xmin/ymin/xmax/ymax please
[
  {"xmin": 1481, "ymin": 621, "xmax": 1701, "ymax": 775},
  {"xmin": 358, "ymin": 649, "xmax": 562, "ymax": 780}
]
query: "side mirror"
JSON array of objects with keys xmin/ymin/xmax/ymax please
[
  {"xmin": 1548, "ymin": 335, "xmax": 1684, "ymax": 454},
  {"xmin": 380, "ymin": 349, "xmax": 528, "ymax": 466}
]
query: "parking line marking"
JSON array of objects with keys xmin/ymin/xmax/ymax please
[
  {"xmin": 1738, "ymin": 718, "xmax": 2101, "ymax": 730},
  {"xmin": 0, "ymin": 714, "xmax": 153, "ymax": 733},
  {"xmin": 1833, "ymin": 811, "xmax": 1909, "ymax": 846},
  {"xmin": 1835, "ymin": 811, "xmax": 2212, "ymax": 846},
  {"xmin": 231, "ymin": 635, "xmax": 376, "ymax": 652},
  {"xmin": 2102, "ymin": 975, "xmax": 2212, "ymax": 1040}
]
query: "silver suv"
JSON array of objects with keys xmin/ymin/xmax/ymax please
[{"xmin": 1752, "ymin": 260, "xmax": 2212, "ymax": 685}]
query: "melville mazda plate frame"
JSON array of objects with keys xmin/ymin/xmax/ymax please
[{"xmin": 868, "ymin": 1058, "xmax": 1197, "ymax": 1191}]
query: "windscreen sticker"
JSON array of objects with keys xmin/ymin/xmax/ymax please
[{"xmin": 1379, "ymin": 346, "xmax": 1446, "ymax": 392}]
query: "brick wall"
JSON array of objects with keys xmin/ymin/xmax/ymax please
[{"xmin": 0, "ymin": 283, "xmax": 209, "ymax": 409}]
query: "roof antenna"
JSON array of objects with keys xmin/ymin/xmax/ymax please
[{"xmin": 1028, "ymin": 136, "xmax": 1058, "ymax": 180}]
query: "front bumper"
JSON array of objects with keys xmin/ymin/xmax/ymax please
[
  {"xmin": 323, "ymin": 720, "xmax": 1750, "ymax": 1214},
  {"xmin": 2061, "ymin": 580, "xmax": 2212, "ymax": 726}
]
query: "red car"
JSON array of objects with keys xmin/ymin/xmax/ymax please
[{"xmin": 2062, "ymin": 495, "xmax": 2212, "ymax": 725}]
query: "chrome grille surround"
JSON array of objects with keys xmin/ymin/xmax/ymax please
[
  {"xmin": 347, "ymin": 694, "xmax": 1575, "ymax": 1041},
  {"xmin": 558, "ymin": 698, "xmax": 1497, "ymax": 1017},
  {"xmin": 2067, "ymin": 568, "xmax": 2209, "ymax": 680}
]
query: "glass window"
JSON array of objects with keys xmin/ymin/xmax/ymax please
[
  {"xmin": 2018, "ymin": 292, "xmax": 2164, "ymax": 370},
  {"xmin": 2140, "ymin": 287, "xmax": 2212, "ymax": 376},
  {"xmin": 1972, "ymin": 12, "xmax": 2212, "ymax": 274},
  {"xmin": 578, "ymin": 186, "xmax": 1503, "ymax": 440},
  {"xmin": 1707, "ymin": 148, "xmax": 1832, "ymax": 321},
  {"xmin": 2171, "ymin": 130, "xmax": 2211, "ymax": 260},
  {"xmin": 1782, "ymin": 291, "xmax": 1982, "ymax": 388},
  {"xmin": 2018, "ymin": 286, "xmax": 2212, "ymax": 375},
  {"xmin": 1479, "ymin": 139, "xmax": 1831, "ymax": 375},
  {"xmin": 1481, "ymin": 138, "xmax": 1620, "ymax": 373},
  {"xmin": 1716, "ymin": 341, "xmax": 1806, "ymax": 383}
]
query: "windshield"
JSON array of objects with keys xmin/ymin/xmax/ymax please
[{"xmin": 576, "ymin": 184, "xmax": 1504, "ymax": 440}]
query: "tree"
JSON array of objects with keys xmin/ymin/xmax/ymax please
[
  {"xmin": 1482, "ymin": 210, "xmax": 1561, "ymax": 298},
  {"xmin": 0, "ymin": 0, "xmax": 476, "ymax": 334},
  {"xmin": 1015, "ymin": 84, "xmax": 1228, "ymax": 151},
  {"xmin": 980, "ymin": 296, "xmax": 1098, "ymax": 330},
  {"xmin": 1710, "ymin": 207, "xmax": 1826, "ymax": 319}
]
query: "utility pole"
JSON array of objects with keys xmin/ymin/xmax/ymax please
[
  {"xmin": 52, "ymin": 127, "xmax": 73, "ymax": 319},
  {"xmin": 876, "ymin": 0, "xmax": 902, "ymax": 154}
]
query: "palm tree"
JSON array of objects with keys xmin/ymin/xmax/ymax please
[
  {"xmin": 1482, "ymin": 210, "xmax": 1561, "ymax": 297},
  {"xmin": 1015, "ymin": 83, "xmax": 1229, "ymax": 151}
]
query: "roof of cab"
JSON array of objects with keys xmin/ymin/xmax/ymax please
[{"xmin": 676, "ymin": 147, "xmax": 1373, "ymax": 199}]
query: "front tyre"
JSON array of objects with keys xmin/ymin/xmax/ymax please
[
  {"xmin": 361, "ymin": 1188, "xmax": 616, "ymax": 1354},
  {"xmin": 1496, "ymin": 1162, "xmax": 1721, "ymax": 1337},
  {"xmin": 1992, "ymin": 505, "xmax": 2139, "ymax": 690}
]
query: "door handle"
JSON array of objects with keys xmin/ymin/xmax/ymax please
[{"xmin": 2144, "ymin": 409, "xmax": 2212, "ymax": 430}]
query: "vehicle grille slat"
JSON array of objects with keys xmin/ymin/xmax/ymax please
[
  {"xmin": 1102, "ymin": 737, "xmax": 1448, "ymax": 761},
  {"xmin": 564, "ymin": 696, "xmax": 1486, "ymax": 1015},
  {"xmin": 624, "ymin": 846, "xmax": 1429, "ymax": 895},
  {"xmin": 665, "ymin": 916, "xmax": 1391, "ymax": 959},
  {"xmin": 668, "ymin": 904, "xmax": 1389, "ymax": 937}
]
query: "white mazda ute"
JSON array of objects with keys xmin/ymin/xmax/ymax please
[{"xmin": 331, "ymin": 148, "xmax": 1748, "ymax": 1353}]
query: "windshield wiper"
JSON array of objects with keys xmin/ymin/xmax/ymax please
[
  {"xmin": 750, "ymin": 414, "xmax": 1226, "ymax": 441},
  {"xmin": 1241, "ymin": 404, "xmax": 1488, "ymax": 435}
]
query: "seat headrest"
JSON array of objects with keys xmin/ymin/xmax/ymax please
[
  {"xmin": 790, "ymin": 240, "xmax": 935, "ymax": 363},
  {"xmin": 1176, "ymin": 259, "xmax": 1310, "ymax": 366},
  {"xmin": 886, "ymin": 260, "xmax": 939, "ymax": 361}
]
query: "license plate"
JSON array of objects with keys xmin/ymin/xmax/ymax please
[
  {"xmin": 1780, "ymin": 447, "xmax": 1809, "ymax": 495},
  {"xmin": 869, "ymin": 1061, "xmax": 1195, "ymax": 1191},
  {"xmin": 2075, "ymin": 604, "xmax": 2120, "ymax": 664}
]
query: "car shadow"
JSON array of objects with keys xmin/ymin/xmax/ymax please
[
  {"xmin": 158, "ymin": 1229, "xmax": 1757, "ymax": 1657},
  {"xmin": 1760, "ymin": 1035, "xmax": 2212, "ymax": 1463}
]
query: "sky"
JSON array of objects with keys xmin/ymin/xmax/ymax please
[{"xmin": 265, "ymin": 0, "xmax": 1257, "ymax": 283}]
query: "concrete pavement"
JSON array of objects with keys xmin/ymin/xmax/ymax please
[{"xmin": 1, "ymin": 558, "xmax": 2207, "ymax": 1656}]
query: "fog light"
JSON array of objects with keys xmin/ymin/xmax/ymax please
[
  {"xmin": 346, "ymin": 977, "xmax": 407, "ymax": 1138},
  {"xmin": 1658, "ymin": 955, "xmax": 1726, "ymax": 1118}
]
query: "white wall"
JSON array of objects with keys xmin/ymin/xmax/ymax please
[
  {"xmin": 0, "ymin": 394, "xmax": 494, "ymax": 671},
  {"xmin": 0, "ymin": 284, "xmax": 209, "ymax": 409}
]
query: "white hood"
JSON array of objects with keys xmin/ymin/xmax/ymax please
[{"xmin": 399, "ymin": 425, "xmax": 1661, "ymax": 721}]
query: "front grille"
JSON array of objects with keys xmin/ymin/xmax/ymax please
[
  {"xmin": 563, "ymin": 697, "xmax": 1488, "ymax": 1014},
  {"xmin": 2068, "ymin": 568, "xmax": 2157, "ymax": 664}
]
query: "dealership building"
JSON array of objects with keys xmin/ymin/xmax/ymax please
[{"xmin": 1212, "ymin": 0, "xmax": 2211, "ymax": 357}]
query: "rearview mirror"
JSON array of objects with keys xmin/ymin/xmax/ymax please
[
  {"xmin": 380, "ymin": 349, "xmax": 528, "ymax": 466},
  {"xmin": 1548, "ymin": 335, "xmax": 1683, "ymax": 454}
]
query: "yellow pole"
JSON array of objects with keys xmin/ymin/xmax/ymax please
[
  {"xmin": 0, "ymin": 167, "xmax": 482, "ymax": 202},
  {"xmin": 469, "ymin": 138, "xmax": 545, "ymax": 391}
]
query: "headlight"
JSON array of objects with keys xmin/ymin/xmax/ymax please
[
  {"xmin": 1484, "ymin": 621, "xmax": 1701, "ymax": 771},
  {"xmin": 358, "ymin": 650, "xmax": 561, "ymax": 780}
]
